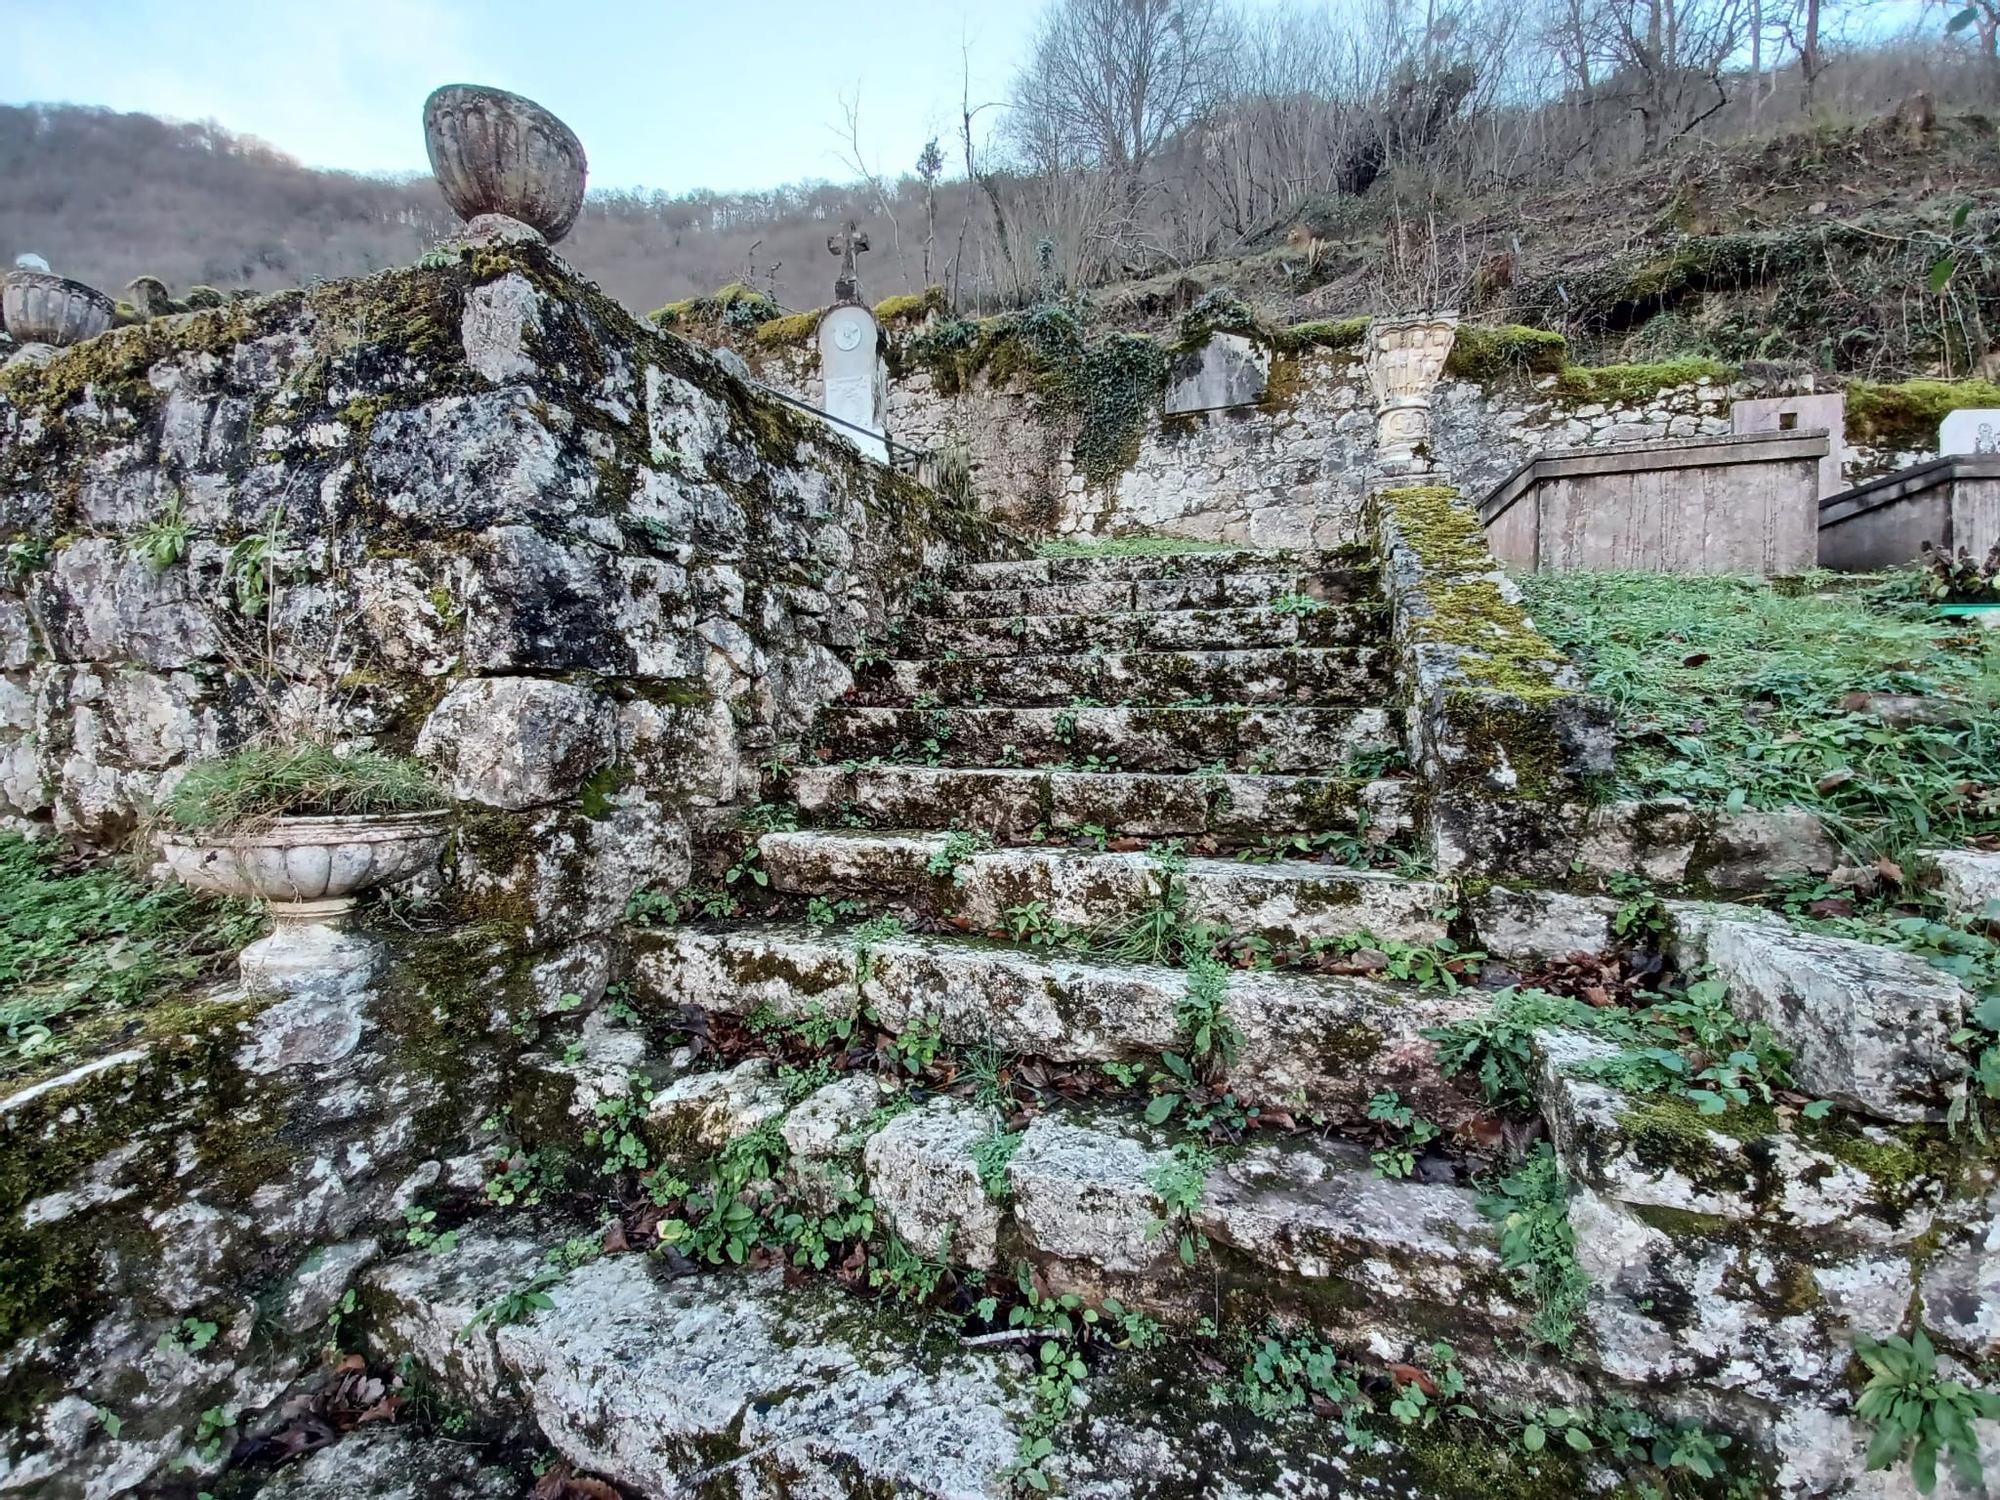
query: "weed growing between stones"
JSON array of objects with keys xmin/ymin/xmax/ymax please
[
  {"xmin": 1478, "ymin": 1144, "xmax": 1589, "ymax": 1352},
  {"xmin": 1853, "ymin": 1326, "xmax": 2000, "ymax": 1494}
]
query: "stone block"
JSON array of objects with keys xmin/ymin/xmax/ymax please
[
  {"xmin": 862, "ymin": 1098, "xmax": 1003, "ymax": 1267},
  {"xmin": 1670, "ymin": 904, "xmax": 1968, "ymax": 1122},
  {"xmin": 416, "ymin": 676, "xmax": 614, "ymax": 810}
]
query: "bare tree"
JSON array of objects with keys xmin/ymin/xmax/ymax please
[{"xmin": 1010, "ymin": 0, "xmax": 1236, "ymax": 208}]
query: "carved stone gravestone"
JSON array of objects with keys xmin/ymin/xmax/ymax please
[
  {"xmin": 1163, "ymin": 333, "xmax": 1269, "ymax": 415},
  {"xmin": 816, "ymin": 223, "xmax": 888, "ymax": 464},
  {"xmin": 1731, "ymin": 393, "xmax": 1845, "ymax": 498},
  {"xmin": 1940, "ymin": 409, "xmax": 2000, "ymax": 458}
]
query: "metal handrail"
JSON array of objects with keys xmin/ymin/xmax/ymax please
[{"xmin": 756, "ymin": 382, "xmax": 930, "ymax": 473}]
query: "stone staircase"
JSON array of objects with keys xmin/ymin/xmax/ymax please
[{"xmin": 621, "ymin": 545, "xmax": 1514, "ymax": 1339}]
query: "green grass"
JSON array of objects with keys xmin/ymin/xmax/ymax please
[
  {"xmin": 1520, "ymin": 571, "xmax": 2000, "ymax": 862},
  {"xmin": 167, "ymin": 743, "xmax": 444, "ymax": 830},
  {"xmin": 0, "ymin": 836, "xmax": 259, "ymax": 1075},
  {"xmin": 1035, "ymin": 536, "xmax": 1236, "ymax": 559}
]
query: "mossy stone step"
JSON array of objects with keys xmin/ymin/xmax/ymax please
[
  {"xmin": 862, "ymin": 646, "xmax": 1390, "ymax": 708},
  {"xmin": 627, "ymin": 922, "xmax": 1484, "ymax": 1125},
  {"xmin": 789, "ymin": 765, "xmax": 1413, "ymax": 844},
  {"xmin": 904, "ymin": 602, "xmax": 1385, "ymax": 658},
  {"xmin": 933, "ymin": 569, "xmax": 1371, "ymax": 620},
  {"xmin": 756, "ymin": 830, "xmax": 1445, "ymax": 950},
  {"xmin": 368, "ymin": 1236, "xmax": 1500, "ymax": 1498},
  {"xmin": 814, "ymin": 703, "xmax": 1399, "ymax": 773},
  {"xmin": 951, "ymin": 548, "xmax": 1370, "ymax": 590}
]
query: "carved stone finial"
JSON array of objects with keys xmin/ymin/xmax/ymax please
[{"xmin": 423, "ymin": 84, "xmax": 588, "ymax": 244}]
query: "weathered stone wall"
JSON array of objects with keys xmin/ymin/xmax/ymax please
[
  {"xmin": 0, "ymin": 241, "xmax": 1003, "ymax": 930},
  {"xmin": 734, "ymin": 328, "xmax": 1922, "ymax": 548}
]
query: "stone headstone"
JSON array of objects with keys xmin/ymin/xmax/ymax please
[
  {"xmin": 1940, "ymin": 408, "xmax": 2000, "ymax": 458},
  {"xmin": 817, "ymin": 303, "xmax": 887, "ymax": 464},
  {"xmin": 1163, "ymin": 333, "xmax": 1269, "ymax": 415},
  {"xmin": 1731, "ymin": 393, "xmax": 1845, "ymax": 498}
]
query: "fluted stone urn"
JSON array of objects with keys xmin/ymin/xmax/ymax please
[
  {"xmin": 1365, "ymin": 313, "xmax": 1460, "ymax": 472},
  {"xmin": 2, "ymin": 270, "xmax": 115, "ymax": 348},
  {"xmin": 159, "ymin": 813, "xmax": 447, "ymax": 995},
  {"xmin": 423, "ymin": 84, "xmax": 588, "ymax": 243}
]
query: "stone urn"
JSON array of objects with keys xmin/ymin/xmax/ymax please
[
  {"xmin": 159, "ymin": 813, "xmax": 447, "ymax": 994},
  {"xmin": 2, "ymin": 270, "xmax": 115, "ymax": 348},
  {"xmin": 423, "ymin": 84, "xmax": 588, "ymax": 243},
  {"xmin": 1365, "ymin": 313, "xmax": 1460, "ymax": 472}
]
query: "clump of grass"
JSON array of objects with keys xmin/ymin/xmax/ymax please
[
  {"xmin": 0, "ymin": 835, "xmax": 259, "ymax": 1074},
  {"xmin": 167, "ymin": 743, "xmax": 445, "ymax": 831},
  {"xmin": 1520, "ymin": 570, "xmax": 2000, "ymax": 862}
]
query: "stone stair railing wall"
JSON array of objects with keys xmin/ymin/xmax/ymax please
[{"xmin": 0, "ymin": 239, "xmax": 1012, "ymax": 1495}]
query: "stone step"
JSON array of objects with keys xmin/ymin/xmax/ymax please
[
  {"xmin": 368, "ymin": 1238, "xmax": 1495, "ymax": 1499},
  {"xmin": 859, "ymin": 646, "xmax": 1389, "ymax": 708},
  {"xmin": 950, "ymin": 548, "xmax": 1367, "ymax": 590},
  {"xmin": 814, "ymin": 703, "xmax": 1400, "ymax": 773},
  {"xmin": 932, "ymin": 569, "xmax": 1367, "ymax": 620},
  {"xmin": 903, "ymin": 602, "xmax": 1384, "ymax": 658},
  {"xmin": 628, "ymin": 922, "xmax": 1481, "ymax": 1123},
  {"xmin": 789, "ymin": 765, "xmax": 1414, "ymax": 844},
  {"xmin": 758, "ymin": 830, "xmax": 1444, "ymax": 946}
]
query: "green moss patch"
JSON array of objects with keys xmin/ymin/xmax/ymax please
[
  {"xmin": 1847, "ymin": 378, "xmax": 2000, "ymax": 452},
  {"xmin": 1444, "ymin": 325, "xmax": 1567, "ymax": 382},
  {"xmin": 1267, "ymin": 317, "xmax": 1370, "ymax": 356},
  {"xmin": 1553, "ymin": 356, "xmax": 1734, "ymax": 406}
]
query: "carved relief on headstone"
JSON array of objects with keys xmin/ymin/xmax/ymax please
[
  {"xmin": 1163, "ymin": 333, "xmax": 1270, "ymax": 416},
  {"xmin": 1731, "ymin": 393, "xmax": 1846, "ymax": 498},
  {"xmin": 1940, "ymin": 409, "xmax": 2000, "ymax": 458},
  {"xmin": 1365, "ymin": 314, "xmax": 1458, "ymax": 472}
]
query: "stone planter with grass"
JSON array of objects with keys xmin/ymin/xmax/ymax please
[{"xmin": 156, "ymin": 745, "xmax": 448, "ymax": 1003}]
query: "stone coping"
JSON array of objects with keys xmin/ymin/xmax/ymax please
[
  {"xmin": 1478, "ymin": 428, "xmax": 1832, "ymax": 524},
  {"xmin": 1818, "ymin": 452, "xmax": 2000, "ymax": 528}
]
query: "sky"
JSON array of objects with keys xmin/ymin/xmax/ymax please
[{"xmin": 0, "ymin": 0, "xmax": 1046, "ymax": 195}]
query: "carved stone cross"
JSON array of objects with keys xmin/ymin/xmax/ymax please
[{"xmin": 828, "ymin": 221, "xmax": 869, "ymax": 303}]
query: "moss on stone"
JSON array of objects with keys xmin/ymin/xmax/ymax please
[
  {"xmin": 1616, "ymin": 1094, "xmax": 1760, "ymax": 1197},
  {"xmin": 1846, "ymin": 378, "xmax": 2000, "ymax": 453},
  {"xmin": 873, "ymin": 287, "xmax": 947, "ymax": 328},
  {"xmin": 754, "ymin": 310, "xmax": 822, "ymax": 348},
  {"xmin": 1266, "ymin": 317, "xmax": 1370, "ymax": 357},
  {"xmin": 1553, "ymin": 357, "xmax": 1734, "ymax": 406},
  {"xmin": 1443, "ymin": 325, "xmax": 1568, "ymax": 382}
]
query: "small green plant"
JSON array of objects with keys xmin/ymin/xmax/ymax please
[
  {"xmin": 466, "ymin": 1265, "xmax": 563, "ymax": 1333},
  {"xmin": 971, "ymin": 1127, "xmax": 1024, "ymax": 1201},
  {"xmin": 1269, "ymin": 591, "xmax": 1323, "ymax": 617},
  {"xmin": 926, "ymin": 828, "xmax": 992, "ymax": 880},
  {"xmin": 1366, "ymin": 1089, "xmax": 1439, "ymax": 1178},
  {"xmin": 1144, "ymin": 1142, "xmax": 1215, "ymax": 1267},
  {"xmin": 1479, "ymin": 1144, "xmax": 1589, "ymax": 1352},
  {"xmin": 805, "ymin": 895, "xmax": 867, "ymax": 928},
  {"xmin": 401, "ymin": 1205, "xmax": 458, "ymax": 1256},
  {"xmin": 157, "ymin": 1317, "xmax": 219, "ymax": 1356},
  {"xmin": 191, "ymin": 1405, "xmax": 236, "ymax": 1463},
  {"xmin": 222, "ymin": 503, "xmax": 287, "ymax": 616},
  {"xmin": 130, "ymin": 495, "xmax": 190, "ymax": 572},
  {"xmin": 1854, "ymin": 1327, "xmax": 2000, "ymax": 1494},
  {"xmin": 1002, "ymin": 900, "xmax": 1081, "ymax": 948}
]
